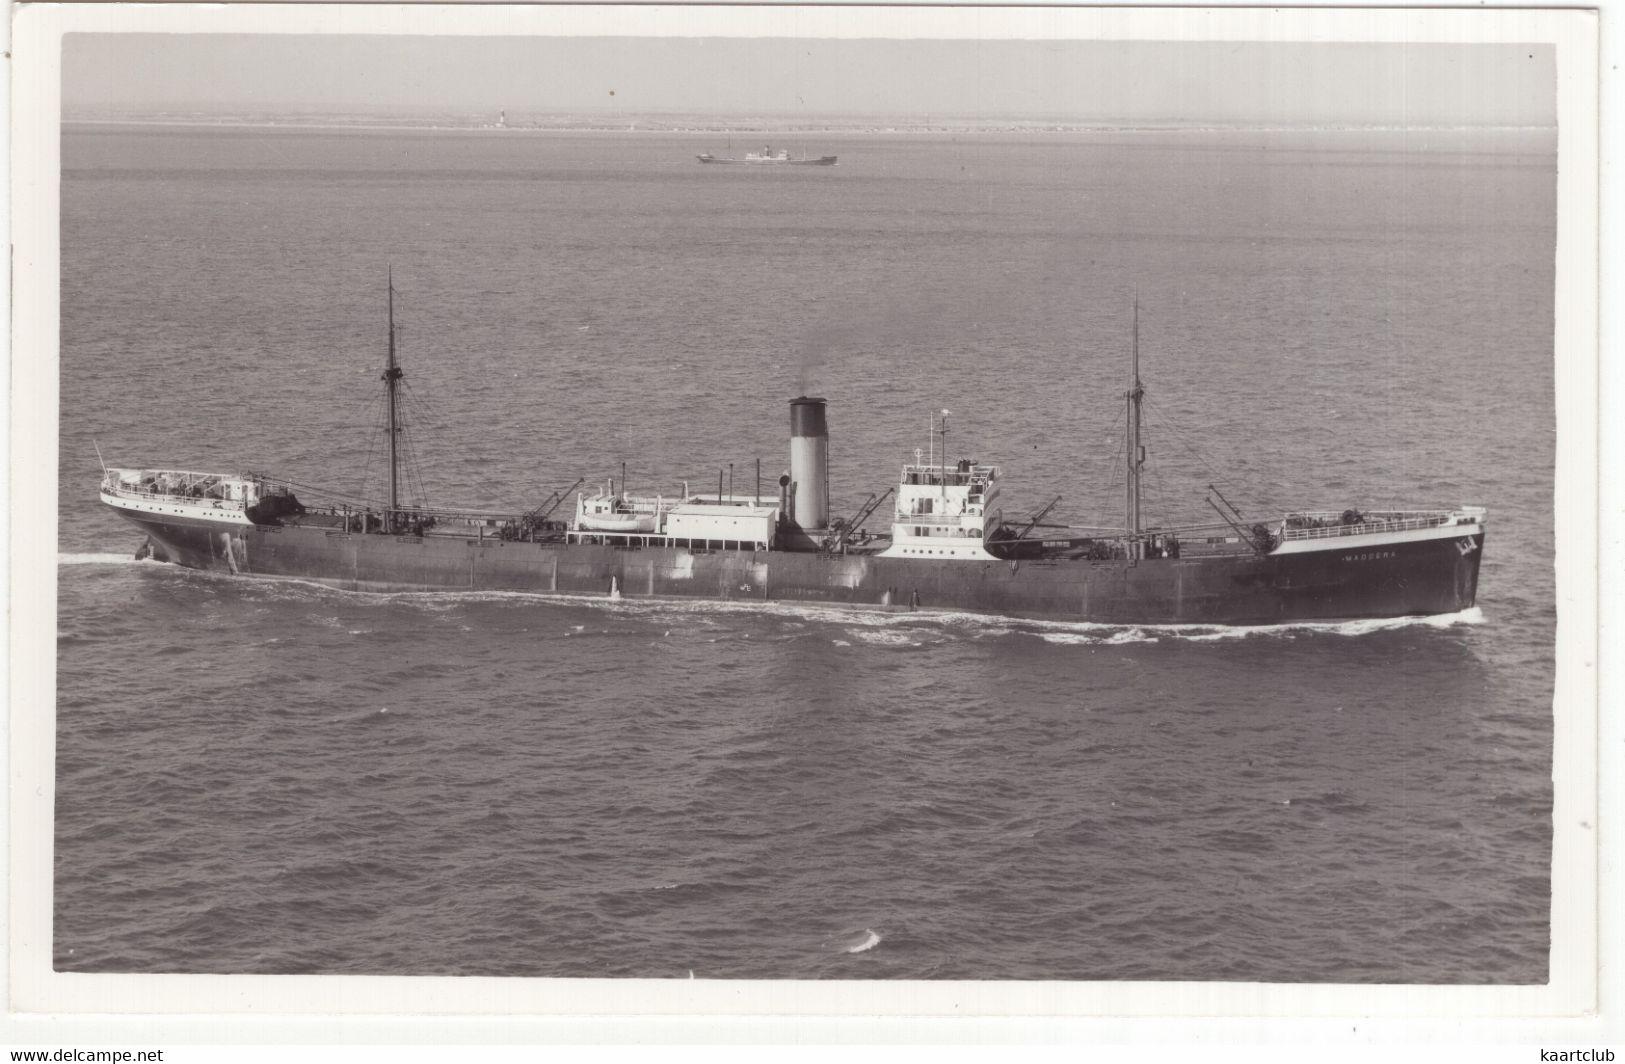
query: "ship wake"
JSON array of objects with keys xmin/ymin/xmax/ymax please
[
  {"xmin": 1028, "ymin": 607, "xmax": 1486, "ymax": 644},
  {"xmin": 58, "ymin": 552, "xmax": 163, "ymax": 566}
]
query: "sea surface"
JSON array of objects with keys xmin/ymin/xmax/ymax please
[{"xmin": 53, "ymin": 125, "xmax": 1557, "ymax": 981}]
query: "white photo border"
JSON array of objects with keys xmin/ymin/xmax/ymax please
[{"xmin": 7, "ymin": 1, "xmax": 1606, "ymax": 1042}]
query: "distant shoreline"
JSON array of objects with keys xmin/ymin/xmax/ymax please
[{"xmin": 62, "ymin": 116, "xmax": 1557, "ymax": 137}]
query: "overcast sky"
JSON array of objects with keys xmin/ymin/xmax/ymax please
[{"xmin": 63, "ymin": 35, "xmax": 1555, "ymax": 126}]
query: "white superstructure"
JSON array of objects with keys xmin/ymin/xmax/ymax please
[
  {"xmin": 879, "ymin": 443, "xmax": 1001, "ymax": 560},
  {"xmin": 664, "ymin": 504, "xmax": 777, "ymax": 549},
  {"xmin": 99, "ymin": 468, "xmax": 260, "ymax": 527},
  {"xmin": 569, "ymin": 484, "xmax": 779, "ymax": 550}
]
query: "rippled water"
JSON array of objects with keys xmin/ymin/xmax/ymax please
[{"xmin": 55, "ymin": 125, "xmax": 1556, "ymax": 981}]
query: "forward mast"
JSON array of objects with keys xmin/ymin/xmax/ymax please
[
  {"xmin": 383, "ymin": 270, "xmax": 405, "ymax": 532},
  {"xmin": 1125, "ymin": 298, "xmax": 1145, "ymax": 561}
]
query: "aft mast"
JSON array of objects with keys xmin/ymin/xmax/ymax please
[
  {"xmin": 1125, "ymin": 298, "xmax": 1145, "ymax": 561},
  {"xmin": 383, "ymin": 269, "xmax": 404, "ymax": 532}
]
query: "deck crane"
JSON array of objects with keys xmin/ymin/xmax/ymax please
[
  {"xmin": 1012, "ymin": 495, "xmax": 1063, "ymax": 541},
  {"xmin": 511, "ymin": 477, "xmax": 585, "ymax": 540},
  {"xmin": 827, "ymin": 488, "xmax": 894, "ymax": 551}
]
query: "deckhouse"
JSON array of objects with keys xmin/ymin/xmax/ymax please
[{"xmin": 879, "ymin": 427, "xmax": 1001, "ymax": 560}]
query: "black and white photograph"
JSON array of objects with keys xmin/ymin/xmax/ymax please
[{"xmin": 8, "ymin": 1, "xmax": 1606, "ymax": 1041}]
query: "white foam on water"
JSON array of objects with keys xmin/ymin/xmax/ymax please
[
  {"xmin": 58, "ymin": 552, "xmax": 151, "ymax": 566},
  {"xmin": 848, "ymin": 629, "xmax": 924, "ymax": 647},
  {"xmin": 1035, "ymin": 632, "xmax": 1099, "ymax": 646},
  {"xmin": 999, "ymin": 606, "xmax": 1488, "ymax": 645},
  {"xmin": 1174, "ymin": 606, "xmax": 1486, "ymax": 642},
  {"xmin": 845, "ymin": 929, "xmax": 882, "ymax": 954},
  {"xmin": 1038, "ymin": 628, "xmax": 1159, "ymax": 645}
]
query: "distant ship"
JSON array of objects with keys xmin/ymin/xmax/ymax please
[
  {"xmin": 697, "ymin": 146, "xmax": 837, "ymax": 166},
  {"xmin": 99, "ymin": 281, "xmax": 1484, "ymax": 626}
]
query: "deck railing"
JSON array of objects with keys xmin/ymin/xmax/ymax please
[
  {"xmin": 891, "ymin": 513, "xmax": 980, "ymax": 528},
  {"xmin": 899, "ymin": 466, "xmax": 993, "ymax": 488},
  {"xmin": 1279, "ymin": 512, "xmax": 1455, "ymax": 542},
  {"xmin": 564, "ymin": 529, "xmax": 770, "ymax": 551},
  {"xmin": 103, "ymin": 483, "xmax": 248, "ymax": 508}
]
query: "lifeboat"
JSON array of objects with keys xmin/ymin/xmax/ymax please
[
  {"xmin": 576, "ymin": 511, "xmax": 657, "ymax": 533},
  {"xmin": 573, "ymin": 483, "xmax": 664, "ymax": 534}
]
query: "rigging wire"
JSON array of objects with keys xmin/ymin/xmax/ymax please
[
  {"xmin": 399, "ymin": 418, "xmax": 431, "ymax": 510},
  {"xmin": 384, "ymin": 322, "xmax": 428, "ymax": 511},
  {"xmin": 400, "ymin": 379, "xmax": 451, "ymax": 442},
  {"xmin": 270, "ymin": 476, "xmax": 381, "ymax": 508},
  {"xmin": 351, "ymin": 391, "xmax": 385, "ymax": 454},
  {"xmin": 1142, "ymin": 395, "xmax": 1277, "ymax": 515},
  {"xmin": 339, "ymin": 390, "xmax": 385, "ymax": 457},
  {"xmin": 357, "ymin": 391, "xmax": 391, "ymax": 501},
  {"xmin": 397, "ymin": 390, "xmax": 432, "ymax": 497},
  {"xmin": 391, "ymin": 388, "xmax": 431, "ymax": 510},
  {"xmin": 401, "ymin": 383, "xmax": 454, "ymax": 497},
  {"xmin": 1098, "ymin": 409, "xmax": 1129, "ymax": 526},
  {"xmin": 1144, "ymin": 451, "xmax": 1172, "ymax": 529}
]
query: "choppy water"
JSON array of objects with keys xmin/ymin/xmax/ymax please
[{"xmin": 55, "ymin": 125, "xmax": 1556, "ymax": 981}]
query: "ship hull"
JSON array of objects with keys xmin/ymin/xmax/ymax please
[
  {"xmin": 113, "ymin": 509, "xmax": 1484, "ymax": 625},
  {"xmin": 696, "ymin": 156, "xmax": 838, "ymax": 166}
]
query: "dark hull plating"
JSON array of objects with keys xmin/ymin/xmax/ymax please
[{"xmin": 119, "ymin": 511, "xmax": 1484, "ymax": 625}]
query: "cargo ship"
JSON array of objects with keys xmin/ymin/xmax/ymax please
[
  {"xmin": 697, "ymin": 146, "xmax": 838, "ymax": 166},
  {"xmin": 98, "ymin": 285, "xmax": 1485, "ymax": 625}
]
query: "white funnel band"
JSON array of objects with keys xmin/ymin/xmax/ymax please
[{"xmin": 790, "ymin": 435, "xmax": 828, "ymax": 529}]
